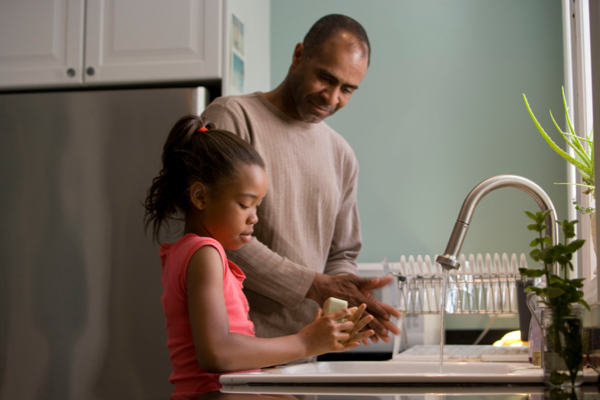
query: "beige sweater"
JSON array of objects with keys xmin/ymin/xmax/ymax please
[{"xmin": 201, "ymin": 93, "xmax": 361, "ymax": 338}]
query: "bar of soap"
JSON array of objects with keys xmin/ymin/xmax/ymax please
[{"xmin": 323, "ymin": 297, "xmax": 348, "ymax": 318}]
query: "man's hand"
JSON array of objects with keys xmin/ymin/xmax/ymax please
[{"xmin": 306, "ymin": 273, "xmax": 401, "ymax": 343}]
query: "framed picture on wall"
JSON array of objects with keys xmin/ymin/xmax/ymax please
[
  {"xmin": 230, "ymin": 13, "xmax": 245, "ymax": 94},
  {"xmin": 232, "ymin": 13, "xmax": 244, "ymax": 55}
]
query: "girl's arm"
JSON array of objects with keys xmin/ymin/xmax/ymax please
[{"xmin": 187, "ymin": 245, "xmax": 373, "ymax": 373}]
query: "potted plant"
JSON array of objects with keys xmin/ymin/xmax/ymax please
[
  {"xmin": 521, "ymin": 210, "xmax": 590, "ymax": 388},
  {"xmin": 523, "ymin": 88, "xmax": 595, "ymax": 252}
]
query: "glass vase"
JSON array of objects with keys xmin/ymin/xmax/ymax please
[{"xmin": 542, "ymin": 305, "xmax": 585, "ymax": 388}]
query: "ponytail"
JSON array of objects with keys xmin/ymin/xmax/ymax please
[{"xmin": 144, "ymin": 115, "xmax": 264, "ymax": 242}]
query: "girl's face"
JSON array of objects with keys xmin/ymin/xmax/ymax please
[{"xmin": 196, "ymin": 164, "xmax": 268, "ymax": 250}]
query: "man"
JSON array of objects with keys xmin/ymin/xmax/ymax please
[{"xmin": 201, "ymin": 14, "xmax": 400, "ymax": 346}]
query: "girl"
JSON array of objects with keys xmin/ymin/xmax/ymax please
[{"xmin": 144, "ymin": 115, "xmax": 374, "ymax": 395}]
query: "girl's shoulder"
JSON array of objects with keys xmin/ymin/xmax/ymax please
[
  {"xmin": 160, "ymin": 234, "xmax": 230, "ymax": 294},
  {"xmin": 160, "ymin": 234, "xmax": 226, "ymax": 266}
]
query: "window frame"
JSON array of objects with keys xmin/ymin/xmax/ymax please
[{"xmin": 563, "ymin": 0, "xmax": 597, "ymax": 305}]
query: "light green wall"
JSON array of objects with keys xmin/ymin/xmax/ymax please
[{"xmin": 271, "ymin": 0, "xmax": 568, "ymax": 267}]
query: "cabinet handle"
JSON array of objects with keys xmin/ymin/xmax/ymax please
[
  {"xmin": 86, "ymin": 67, "xmax": 95, "ymax": 76},
  {"xmin": 66, "ymin": 68, "xmax": 76, "ymax": 77}
]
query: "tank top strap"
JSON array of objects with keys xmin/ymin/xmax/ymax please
[{"xmin": 175, "ymin": 234, "xmax": 229, "ymax": 293}]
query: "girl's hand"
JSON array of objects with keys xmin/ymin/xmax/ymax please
[
  {"xmin": 341, "ymin": 304, "xmax": 375, "ymax": 345},
  {"xmin": 298, "ymin": 306, "xmax": 375, "ymax": 356},
  {"xmin": 298, "ymin": 308, "xmax": 355, "ymax": 356}
]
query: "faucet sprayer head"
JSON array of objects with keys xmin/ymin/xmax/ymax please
[
  {"xmin": 436, "ymin": 255, "xmax": 460, "ymax": 271},
  {"xmin": 436, "ymin": 220, "xmax": 470, "ymax": 271}
]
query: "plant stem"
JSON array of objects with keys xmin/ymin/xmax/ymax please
[{"xmin": 539, "ymin": 223, "xmax": 552, "ymax": 303}]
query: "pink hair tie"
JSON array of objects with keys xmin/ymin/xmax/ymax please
[{"xmin": 198, "ymin": 127, "xmax": 208, "ymax": 133}]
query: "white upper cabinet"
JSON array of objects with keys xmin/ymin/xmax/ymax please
[
  {"xmin": 0, "ymin": 0, "xmax": 85, "ymax": 89},
  {"xmin": 84, "ymin": 0, "xmax": 222, "ymax": 86},
  {"xmin": 0, "ymin": 0, "xmax": 223, "ymax": 90}
]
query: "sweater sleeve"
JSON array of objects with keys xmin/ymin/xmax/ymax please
[
  {"xmin": 324, "ymin": 151, "xmax": 362, "ymax": 277},
  {"xmin": 201, "ymin": 99, "xmax": 316, "ymax": 310},
  {"xmin": 226, "ymin": 239, "xmax": 316, "ymax": 310}
]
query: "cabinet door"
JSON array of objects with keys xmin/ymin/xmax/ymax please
[
  {"xmin": 84, "ymin": 0, "xmax": 222, "ymax": 85},
  {"xmin": 0, "ymin": 0, "xmax": 85, "ymax": 90}
]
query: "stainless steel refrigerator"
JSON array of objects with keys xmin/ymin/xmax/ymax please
[{"xmin": 0, "ymin": 87, "xmax": 208, "ymax": 400}]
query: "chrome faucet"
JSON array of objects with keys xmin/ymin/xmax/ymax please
[{"xmin": 436, "ymin": 175, "xmax": 558, "ymax": 271}]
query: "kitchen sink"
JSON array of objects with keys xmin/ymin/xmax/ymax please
[{"xmin": 220, "ymin": 360, "xmax": 599, "ymax": 385}]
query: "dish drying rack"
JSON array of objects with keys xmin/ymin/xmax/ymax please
[{"xmin": 384, "ymin": 253, "xmax": 528, "ymax": 314}]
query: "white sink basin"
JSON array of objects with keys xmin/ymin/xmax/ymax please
[
  {"xmin": 220, "ymin": 361, "xmax": 599, "ymax": 385},
  {"xmin": 276, "ymin": 361, "xmax": 516, "ymax": 375}
]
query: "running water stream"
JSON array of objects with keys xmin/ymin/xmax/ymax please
[{"xmin": 439, "ymin": 268, "xmax": 449, "ymax": 373}]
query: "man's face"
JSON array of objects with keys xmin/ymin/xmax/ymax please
[{"xmin": 288, "ymin": 33, "xmax": 369, "ymax": 124}]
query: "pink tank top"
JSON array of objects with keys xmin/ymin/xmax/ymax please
[{"xmin": 160, "ymin": 234, "xmax": 256, "ymax": 394}]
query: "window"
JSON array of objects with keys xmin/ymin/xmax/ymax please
[{"xmin": 563, "ymin": 0, "xmax": 597, "ymax": 305}]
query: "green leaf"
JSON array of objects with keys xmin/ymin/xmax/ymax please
[
  {"xmin": 567, "ymin": 239, "xmax": 585, "ymax": 253},
  {"xmin": 539, "ymin": 210, "xmax": 553, "ymax": 222},
  {"xmin": 570, "ymin": 278, "xmax": 585, "ymax": 288},
  {"xmin": 518, "ymin": 267, "xmax": 528, "ymax": 275},
  {"xmin": 559, "ymin": 219, "xmax": 578, "ymax": 240},
  {"xmin": 529, "ymin": 249, "xmax": 540, "ymax": 261},
  {"xmin": 524, "ymin": 286, "xmax": 546, "ymax": 296},
  {"xmin": 578, "ymin": 299, "xmax": 591, "ymax": 311},
  {"xmin": 562, "ymin": 87, "xmax": 591, "ymax": 163},
  {"xmin": 565, "ymin": 132, "xmax": 593, "ymax": 144},
  {"xmin": 535, "ymin": 248, "xmax": 555, "ymax": 264},
  {"xmin": 550, "ymin": 110, "xmax": 591, "ymax": 167},
  {"xmin": 527, "ymin": 223, "xmax": 542, "ymax": 232},
  {"xmin": 590, "ymin": 128, "xmax": 595, "ymax": 185},
  {"xmin": 519, "ymin": 268, "xmax": 545, "ymax": 278},
  {"xmin": 544, "ymin": 237, "xmax": 553, "ymax": 246},
  {"xmin": 546, "ymin": 287, "xmax": 566, "ymax": 298},
  {"xmin": 523, "ymin": 94, "xmax": 592, "ymax": 176},
  {"xmin": 525, "ymin": 210, "xmax": 536, "ymax": 220},
  {"xmin": 555, "ymin": 183, "xmax": 595, "ymax": 190}
]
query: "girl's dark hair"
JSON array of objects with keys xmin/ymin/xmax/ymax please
[{"xmin": 144, "ymin": 114, "xmax": 265, "ymax": 242}]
